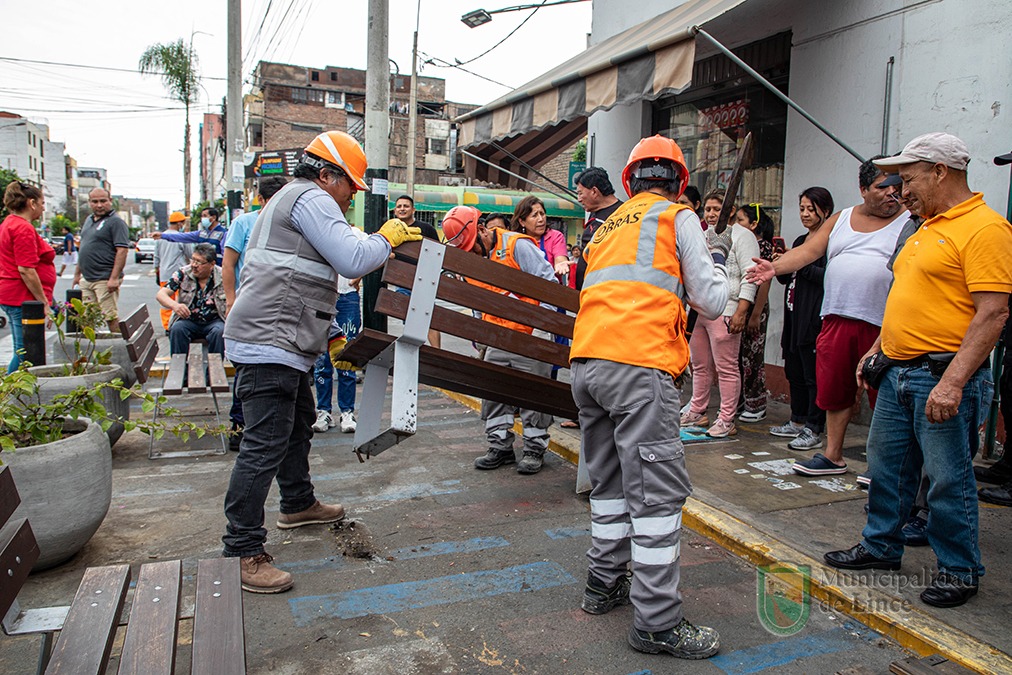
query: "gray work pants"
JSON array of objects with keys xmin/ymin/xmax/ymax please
[
  {"xmin": 572, "ymin": 358, "xmax": 690, "ymax": 633},
  {"xmin": 481, "ymin": 345, "xmax": 553, "ymax": 455}
]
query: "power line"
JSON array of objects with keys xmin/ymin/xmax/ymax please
[
  {"xmin": 0, "ymin": 56, "xmax": 227, "ymax": 81},
  {"xmin": 417, "ymin": 51, "xmax": 513, "ymax": 89}
]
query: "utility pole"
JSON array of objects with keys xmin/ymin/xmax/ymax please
[
  {"xmin": 363, "ymin": 0, "xmax": 391, "ymax": 331},
  {"xmin": 226, "ymin": 0, "xmax": 244, "ymax": 222},
  {"xmin": 405, "ymin": 0, "xmax": 421, "ymax": 198}
]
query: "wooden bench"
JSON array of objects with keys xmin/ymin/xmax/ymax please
[
  {"xmin": 0, "ymin": 466, "xmax": 246, "ymax": 675},
  {"xmin": 338, "ymin": 238, "xmax": 580, "ymax": 460},
  {"xmin": 120, "ymin": 305, "xmax": 230, "ymax": 459}
]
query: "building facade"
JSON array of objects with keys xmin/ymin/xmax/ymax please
[{"xmin": 200, "ymin": 112, "xmax": 226, "ymax": 204}]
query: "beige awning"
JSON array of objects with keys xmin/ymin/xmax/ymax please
[{"xmin": 458, "ymin": 0, "xmax": 749, "ymax": 187}]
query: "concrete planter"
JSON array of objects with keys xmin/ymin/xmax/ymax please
[
  {"xmin": 50, "ymin": 332, "xmax": 136, "ymax": 387},
  {"xmin": 4, "ymin": 418, "xmax": 112, "ymax": 571},
  {"xmin": 27, "ymin": 364, "xmax": 131, "ymax": 446}
]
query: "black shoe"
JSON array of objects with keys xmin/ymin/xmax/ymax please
[
  {"xmin": 627, "ymin": 619, "xmax": 720, "ymax": 660},
  {"xmin": 974, "ymin": 463, "xmax": 1012, "ymax": 484},
  {"xmin": 978, "ymin": 481, "xmax": 1012, "ymax": 506},
  {"xmin": 474, "ymin": 447, "xmax": 516, "ymax": 470},
  {"xmin": 920, "ymin": 572, "xmax": 978, "ymax": 608},
  {"xmin": 824, "ymin": 543, "xmax": 901, "ymax": 571},
  {"xmin": 516, "ymin": 451, "xmax": 544, "ymax": 474},
  {"xmin": 581, "ymin": 572, "xmax": 630, "ymax": 615},
  {"xmin": 902, "ymin": 515, "xmax": 929, "ymax": 547}
]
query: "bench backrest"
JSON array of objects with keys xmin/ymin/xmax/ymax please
[
  {"xmin": 0, "ymin": 466, "xmax": 39, "ymax": 623},
  {"xmin": 383, "ymin": 240, "xmax": 580, "ymax": 368},
  {"xmin": 119, "ymin": 304, "xmax": 160, "ymax": 385}
]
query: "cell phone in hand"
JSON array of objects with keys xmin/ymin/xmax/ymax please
[{"xmin": 773, "ymin": 236, "xmax": 786, "ymax": 254}]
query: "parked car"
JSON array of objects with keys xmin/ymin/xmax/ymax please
[
  {"xmin": 49, "ymin": 236, "xmax": 66, "ymax": 255},
  {"xmin": 135, "ymin": 238, "xmax": 157, "ymax": 263}
]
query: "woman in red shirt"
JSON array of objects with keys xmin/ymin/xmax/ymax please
[{"xmin": 1, "ymin": 181, "xmax": 56, "ymax": 372}]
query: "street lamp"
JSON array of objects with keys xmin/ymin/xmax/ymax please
[{"xmin": 461, "ymin": 0, "xmax": 589, "ymax": 28}]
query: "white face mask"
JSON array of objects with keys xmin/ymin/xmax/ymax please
[{"xmin": 200, "ymin": 217, "xmax": 211, "ymax": 229}]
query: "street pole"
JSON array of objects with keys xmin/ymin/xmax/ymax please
[
  {"xmin": 226, "ymin": 0, "xmax": 244, "ymax": 221},
  {"xmin": 405, "ymin": 0, "xmax": 421, "ymax": 198},
  {"xmin": 364, "ymin": 0, "xmax": 391, "ymax": 331}
]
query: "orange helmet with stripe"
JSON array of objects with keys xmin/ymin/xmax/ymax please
[
  {"xmin": 303, "ymin": 131, "xmax": 369, "ymax": 191},
  {"xmin": 621, "ymin": 135, "xmax": 689, "ymax": 199},
  {"xmin": 441, "ymin": 206, "xmax": 481, "ymax": 251}
]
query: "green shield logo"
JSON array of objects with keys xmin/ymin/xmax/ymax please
[{"xmin": 756, "ymin": 564, "xmax": 811, "ymax": 636}]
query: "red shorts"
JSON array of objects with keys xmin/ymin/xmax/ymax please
[{"xmin": 815, "ymin": 315, "xmax": 880, "ymax": 411}]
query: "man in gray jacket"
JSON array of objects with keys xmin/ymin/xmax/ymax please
[{"xmin": 221, "ymin": 130, "xmax": 421, "ymax": 593}]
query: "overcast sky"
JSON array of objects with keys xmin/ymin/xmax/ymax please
[{"xmin": 1, "ymin": 0, "xmax": 592, "ymax": 210}]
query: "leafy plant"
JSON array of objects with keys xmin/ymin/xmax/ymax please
[
  {"xmin": 52, "ymin": 299, "xmax": 113, "ymax": 376},
  {"xmin": 572, "ymin": 138, "xmax": 587, "ymax": 163}
]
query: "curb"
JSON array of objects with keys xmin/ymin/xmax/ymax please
[{"xmin": 435, "ymin": 388, "xmax": 1010, "ymax": 675}]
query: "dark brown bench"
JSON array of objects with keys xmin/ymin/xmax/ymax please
[
  {"xmin": 338, "ymin": 238, "xmax": 580, "ymax": 460},
  {"xmin": 0, "ymin": 465, "xmax": 246, "ymax": 674},
  {"xmin": 120, "ymin": 305, "xmax": 230, "ymax": 458}
]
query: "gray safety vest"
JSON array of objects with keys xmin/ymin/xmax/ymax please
[{"xmin": 224, "ymin": 179, "xmax": 338, "ymax": 358}]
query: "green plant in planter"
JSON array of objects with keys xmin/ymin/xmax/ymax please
[{"xmin": 52, "ymin": 298, "xmax": 113, "ymax": 375}]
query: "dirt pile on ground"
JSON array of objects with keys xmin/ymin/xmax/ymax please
[{"xmin": 331, "ymin": 519, "xmax": 378, "ymax": 559}]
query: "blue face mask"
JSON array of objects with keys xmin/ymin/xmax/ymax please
[{"xmin": 200, "ymin": 217, "xmax": 211, "ymax": 229}]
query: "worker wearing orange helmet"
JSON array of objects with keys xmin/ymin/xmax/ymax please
[
  {"xmin": 570, "ymin": 135, "xmax": 730, "ymax": 660},
  {"xmin": 222, "ymin": 130, "xmax": 421, "ymax": 595},
  {"xmin": 441, "ymin": 205, "xmax": 560, "ymax": 474}
]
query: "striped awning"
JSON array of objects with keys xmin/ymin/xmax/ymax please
[
  {"xmin": 387, "ymin": 190, "xmax": 459, "ymax": 212},
  {"xmin": 457, "ymin": 0, "xmax": 748, "ymax": 188},
  {"xmin": 463, "ymin": 191, "xmax": 583, "ymax": 219}
]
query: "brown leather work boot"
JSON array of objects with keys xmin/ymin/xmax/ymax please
[
  {"xmin": 239, "ymin": 553, "xmax": 293, "ymax": 594},
  {"xmin": 276, "ymin": 500, "xmax": 346, "ymax": 529}
]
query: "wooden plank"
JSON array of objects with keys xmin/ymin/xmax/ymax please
[
  {"xmin": 0, "ymin": 465, "xmax": 20, "ymax": 527},
  {"xmin": 187, "ymin": 343, "xmax": 207, "ymax": 393},
  {"xmin": 383, "ymin": 259, "xmax": 574, "ymax": 338},
  {"xmin": 163, "ymin": 354, "xmax": 188, "ymax": 395},
  {"xmin": 0, "ymin": 519, "xmax": 40, "ymax": 620},
  {"xmin": 890, "ymin": 655, "xmax": 975, "ymax": 675},
  {"xmin": 124, "ymin": 320, "xmax": 155, "ymax": 363},
  {"xmin": 191, "ymin": 558, "xmax": 245, "ymax": 675},
  {"xmin": 118, "ymin": 304, "xmax": 151, "ymax": 341},
  {"xmin": 338, "ymin": 329, "xmax": 397, "ymax": 367},
  {"xmin": 377, "ymin": 289, "xmax": 571, "ymax": 369},
  {"xmin": 206, "ymin": 354, "xmax": 230, "ymax": 393},
  {"xmin": 393, "ymin": 240, "xmax": 580, "ymax": 312},
  {"xmin": 117, "ymin": 561, "xmax": 181, "ymax": 675},
  {"xmin": 44, "ymin": 564, "xmax": 130, "ymax": 675},
  {"xmin": 133, "ymin": 337, "xmax": 160, "ymax": 386}
]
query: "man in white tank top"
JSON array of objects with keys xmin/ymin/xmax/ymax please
[{"xmin": 747, "ymin": 157, "xmax": 907, "ymax": 475}]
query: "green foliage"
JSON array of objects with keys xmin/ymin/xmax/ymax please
[
  {"xmin": 0, "ymin": 168, "xmax": 23, "ymax": 220},
  {"xmin": 52, "ymin": 299, "xmax": 113, "ymax": 375},
  {"xmin": 572, "ymin": 138, "xmax": 587, "ymax": 163},
  {"xmin": 138, "ymin": 39, "xmax": 200, "ymax": 106},
  {"xmin": 49, "ymin": 214, "xmax": 78, "ymax": 234}
]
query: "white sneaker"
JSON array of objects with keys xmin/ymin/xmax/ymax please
[
  {"xmin": 339, "ymin": 411, "xmax": 356, "ymax": 433},
  {"xmin": 312, "ymin": 410, "xmax": 334, "ymax": 433}
]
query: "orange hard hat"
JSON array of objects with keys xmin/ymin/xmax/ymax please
[
  {"xmin": 441, "ymin": 206, "xmax": 481, "ymax": 251},
  {"xmin": 621, "ymin": 135, "xmax": 689, "ymax": 199},
  {"xmin": 303, "ymin": 131, "xmax": 369, "ymax": 191},
  {"xmin": 168, "ymin": 211, "xmax": 186, "ymax": 223}
]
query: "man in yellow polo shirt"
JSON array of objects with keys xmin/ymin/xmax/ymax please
[{"xmin": 824, "ymin": 133, "xmax": 1012, "ymax": 609}]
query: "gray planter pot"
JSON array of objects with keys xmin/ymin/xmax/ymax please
[
  {"xmin": 27, "ymin": 364, "xmax": 131, "ymax": 446},
  {"xmin": 4, "ymin": 418, "xmax": 112, "ymax": 571},
  {"xmin": 50, "ymin": 332, "xmax": 136, "ymax": 387}
]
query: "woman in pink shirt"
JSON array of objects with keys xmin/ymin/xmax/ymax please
[
  {"xmin": 0, "ymin": 181, "xmax": 56, "ymax": 372},
  {"xmin": 511, "ymin": 195, "xmax": 571, "ymax": 280}
]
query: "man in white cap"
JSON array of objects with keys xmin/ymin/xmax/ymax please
[{"xmin": 823, "ymin": 133, "xmax": 1012, "ymax": 609}]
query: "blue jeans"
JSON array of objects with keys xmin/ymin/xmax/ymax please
[
  {"xmin": 169, "ymin": 318, "xmax": 225, "ymax": 356},
  {"xmin": 314, "ymin": 291, "xmax": 361, "ymax": 414},
  {"xmin": 2, "ymin": 304, "xmax": 24, "ymax": 373},
  {"xmin": 861, "ymin": 363, "xmax": 992, "ymax": 583},
  {"xmin": 222, "ymin": 363, "xmax": 318, "ymax": 557}
]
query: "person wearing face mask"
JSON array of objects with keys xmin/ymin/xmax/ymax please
[
  {"xmin": 153, "ymin": 206, "xmax": 228, "ymax": 266},
  {"xmin": 220, "ymin": 130, "xmax": 422, "ymax": 594}
]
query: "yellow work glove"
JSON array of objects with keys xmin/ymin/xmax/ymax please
[
  {"xmin": 377, "ymin": 218, "xmax": 423, "ymax": 248},
  {"xmin": 328, "ymin": 335, "xmax": 356, "ymax": 372}
]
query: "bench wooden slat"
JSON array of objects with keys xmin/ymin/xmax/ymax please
[
  {"xmin": 394, "ymin": 240, "xmax": 580, "ymax": 312},
  {"xmin": 118, "ymin": 305, "xmax": 151, "ymax": 342},
  {"xmin": 383, "ymin": 259, "xmax": 574, "ymax": 338},
  {"xmin": 0, "ymin": 464, "xmax": 20, "ymax": 527},
  {"xmin": 191, "ymin": 558, "xmax": 245, "ymax": 675},
  {"xmin": 44, "ymin": 564, "xmax": 131, "ymax": 675},
  {"xmin": 187, "ymin": 343, "xmax": 207, "ymax": 393},
  {"xmin": 124, "ymin": 320, "xmax": 155, "ymax": 363},
  {"xmin": 206, "ymin": 354, "xmax": 230, "ymax": 393},
  {"xmin": 376, "ymin": 289, "xmax": 571, "ymax": 369},
  {"xmin": 0, "ymin": 520, "xmax": 40, "ymax": 621},
  {"xmin": 163, "ymin": 354, "xmax": 187, "ymax": 395},
  {"xmin": 117, "ymin": 561, "xmax": 181, "ymax": 675},
  {"xmin": 133, "ymin": 337, "xmax": 160, "ymax": 386}
]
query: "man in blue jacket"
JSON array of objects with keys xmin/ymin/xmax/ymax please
[{"xmin": 154, "ymin": 206, "xmax": 228, "ymax": 265}]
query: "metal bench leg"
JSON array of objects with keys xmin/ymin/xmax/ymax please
[
  {"xmin": 35, "ymin": 630, "xmax": 53, "ymax": 675},
  {"xmin": 209, "ymin": 387, "xmax": 227, "ymax": 456}
]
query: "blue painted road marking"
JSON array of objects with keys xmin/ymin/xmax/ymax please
[
  {"xmin": 289, "ymin": 561, "xmax": 577, "ymax": 625},
  {"xmin": 710, "ymin": 628, "xmax": 859, "ymax": 675},
  {"xmin": 544, "ymin": 527, "xmax": 591, "ymax": 540}
]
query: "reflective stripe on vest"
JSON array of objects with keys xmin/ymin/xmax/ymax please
[{"xmin": 583, "ymin": 200, "xmax": 685, "ymax": 298}]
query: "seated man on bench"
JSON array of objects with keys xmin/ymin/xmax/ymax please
[
  {"xmin": 440, "ymin": 205, "xmax": 560, "ymax": 475},
  {"xmin": 156, "ymin": 242, "xmax": 228, "ymax": 356}
]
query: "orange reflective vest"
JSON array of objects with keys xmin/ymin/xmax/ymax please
[
  {"xmin": 571, "ymin": 192, "xmax": 690, "ymax": 378},
  {"xmin": 470, "ymin": 228, "xmax": 541, "ymax": 335}
]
